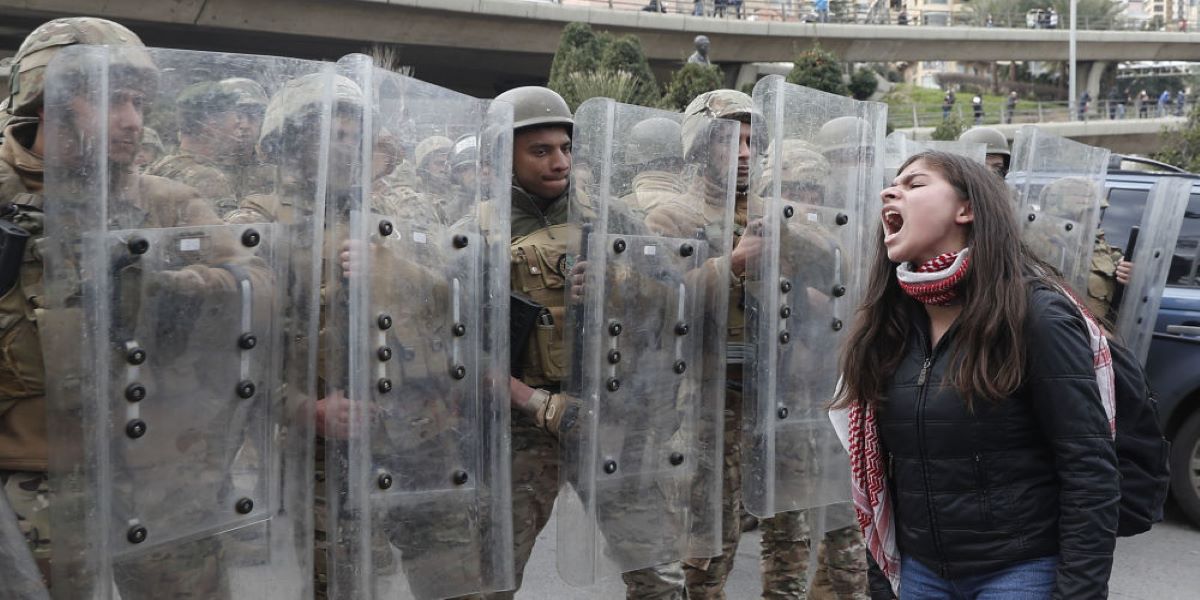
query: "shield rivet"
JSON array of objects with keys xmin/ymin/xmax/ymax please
[
  {"xmin": 669, "ymin": 452, "xmax": 685, "ymax": 466},
  {"xmin": 780, "ymin": 306, "xmax": 791, "ymax": 319},
  {"xmin": 452, "ymin": 365, "xmax": 468, "ymax": 380},
  {"xmin": 127, "ymin": 525, "xmax": 148, "ymax": 544},
  {"xmin": 452, "ymin": 470, "xmax": 469, "ymax": 485},
  {"xmin": 453, "ymin": 234, "xmax": 470, "ymax": 249},
  {"xmin": 680, "ymin": 243, "xmax": 695, "ymax": 257},
  {"xmin": 236, "ymin": 380, "xmax": 256, "ymax": 399},
  {"xmin": 453, "ymin": 323, "xmax": 467, "ymax": 337},
  {"xmin": 126, "ymin": 419, "xmax": 147, "ymax": 439},
  {"xmin": 126, "ymin": 347, "xmax": 146, "ymax": 365},
  {"xmin": 608, "ymin": 320, "xmax": 623, "ymax": 336},
  {"xmin": 606, "ymin": 378, "xmax": 621, "ymax": 392},
  {"xmin": 832, "ymin": 284, "xmax": 846, "ymax": 297},
  {"xmin": 125, "ymin": 383, "xmax": 146, "ymax": 402},
  {"xmin": 241, "ymin": 229, "xmax": 260, "ymax": 247},
  {"xmin": 604, "ymin": 459, "xmax": 618, "ymax": 474},
  {"xmin": 238, "ymin": 333, "xmax": 257, "ymax": 350},
  {"xmin": 673, "ymin": 360, "xmax": 687, "ymax": 374},
  {"xmin": 835, "ymin": 213, "xmax": 849, "ymax": 226},
  {"xmin": 783, "ymin": 205, "xmax": 795, "ymax": 219},
  {"xmin": 780, "ymin": 279, "xmax": 792, "ymax": 294},
  {"xmin": 1064, "ymin": 223, "xmax": 1074, "ymax": 232},
  {"xmin": 607, "ymin": 350, "xmax": 621, "ymax": 364},
  {"xmin": 832, "ymin": 319, "xmax": 844, "ymax": 332},
  {"xmin": 779, "ymin": 331, "xmax": 790, "ymax": 344},
  {"xmin": 675, "ymin": 322, "xmax": 689, "ymax": 336},
  {"xmin": 613, "ymin": 238, "xmax": 627, "ymax": 253},
  {"xmin": 777, "ymin": 406, "xmax": 790, "ymax": 420},
  {"xmin": 127, "ymin": 236, "xmax": 149, "ymax": 255},
  {"xmin": 377, "ymin": 314, "xmax": 392, "ymax": 330},
  {"xmin": 378, "ymin": 220, "xmax": 394, "ymax": 237},
  {"xmin": 377, "ymin": 346, "xmax": 392, "ymax": 362},
  {"xmin": 377, "ymin": 473, "xmax": 393, "ymax": 490},
  {"xmin": 1027, "ymin": 213, "xmax": 1037, "ymax": 222},
  {"xmin": 377, "ymin": 378, "xmax": 393, "ymax": 393},
  {"xmin": 235, "ymin": 497, "xmax": 254, "ymax": 514}
]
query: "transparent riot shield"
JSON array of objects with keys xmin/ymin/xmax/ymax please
[
  {"xmin": 322, "ymin": 54, "xmax": 513, "ymax": 600},
  {"xmin": 41, "ymin": 46, "xmax": 326, "ymax": 598},
  {"xmin": 742, "ymin": 75, "xmax": 884, "ymax": 518},
  {"xmin": 1008, "ymin": 125, "xmax": 1110, "ymax": 294},
  {"xmin": 0, "ymin": 488, "xmax": 49, "ymax": 600},
  {"xmin": 1116, "ymin": 178, "xmax": 1193, "ymax": 364},
  {"xmin": 558, "ymin": 98, "xmax": 734, "ymax": 585},
  {"xmin": 883, "ymin": 131, "xmax": 986, "ymax": 176}
]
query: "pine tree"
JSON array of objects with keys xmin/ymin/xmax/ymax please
[
  {"xmin": 849, "ymin": 67, "xmax": 878, "ymax": 101},
  {"xmin": 660, "ymin": 63, "xmax": 725, "ymax": 110},
  {"xmin": 547, "ymin": 23, "xmax": 604, "ymax": 110},
  {"xmin": 599, "ymin": 35, "xmax": 660, "ymax": 108},
  {"xmin": 786, "ymin": 46, "xmax": 849, "ymax": 96},
  {"xmin": 931, "ymin": 114, "xmax": 965, "ymax": 141}
]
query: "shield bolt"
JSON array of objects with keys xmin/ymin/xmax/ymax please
[
  {"xmin": 127, "ymin": 236, "xmax": 149, "ymax": 255},
  {"xmin": 235, "ymin": 498, "xmax": 254, "ymax": 515},
  {"xmin": 126, "ymin": 419, "xmax": 147, "ymax": 439},
  {"xmin": 238, "ymin": 333, "xmax": 257, "ymax": 350},
  {"xmin": 377, "ymin": 314, "xmax": 392, "ymax": 330},
  {"xmin": 832, "ymin": 284, "xmax": 846, "ymax": 297},
  {"xmin": 780, "ymin": 279, "xmax": 792, "ymax": 294},
  {"xmin": 452, "ymin": 470, "xmax": 470, "ymax": 485},
  {"xmin": 779, "ymin": 331, "xmax": 790, "ymax": 345},
  {"xmin": 236, "ymin": 380, "xmax": 256, "ymax": 399},
  {"xmin": 669, "ymin": 452, "xmax": 685, "ymax": 466},
  {"xmin": 127, "ymin": 525, "xmax": 148, "ymax": 544},
  {"xmin": 607, "ymin": 350, "xmax": 621, "ymax": 364},
  {"xmin": 680, "ymin": 243, "xmax": 695, "ymax": 257},
  {"xmin": 832, "ymin": 319, "xmax": 844, "ymax": 332},
  {"xmin": 1064, "ymin": 223, "xmax": 1074, "ymax": 232},
  {"xmin": 606, "ymin": 378, "xmax": 621, "ymax": 392},
  {"xmin": 125, "ymin": 383, "xmax": 146, "ymax": 402},
  {"xmin": 377, "ymin": 473, "xmax": 393, "ymax": 490},
  {"xmin": 780, "ymin": 306, "xmax": 791, "ymax": 319},
  {"xmin": 378, "ymin": 220, "xmax": 394, "ymax": 237},
  {"xmin": 613, "ymin": 238, "xmax": 627, "ymax": 253},
  {"xmin": 126, "ymin": 347, "xmax": 146, "ymax": 365},
  {"xmin": 453, "ymin": 322, "xmax": 467, "ymax": 337},
  {"xmin": 377, "ymin": 346, "xmax": 392, "ymax": 362},
  {"xmin": 783, "ymin": 205, "xmax": 795, "ymax": 219},
  {"xmin": 378, "ymin": 378, "xmax": 393, "ymax": 393},
  {"xmin": 452, "ymin": 365, "xmax": 468, "ymax": 380},
  {"xmin": 673, "ymin": 360, "xmax": 687, "ymax": 374},
  {"xmin": 453, "ymin": 234, "xmax": 470, "ymax": 249},
  {"xmin": 777, "ymin": 406, "xmax": 790, "ymax": 420},
  {"xmin": 608, "ymin": 320, "xmax": 623, "ymax": 336},
  {"xmin": 604, "ymin": 459, "xmax": 618, "ymax": 474},
  {"xmin": 835, "ymin": 213, "xmax": 849, "ymax": 226},
  {"xmin": 1027, "ymin": 213, "xmax": 1037, "ymax": 222},
  {"xmin": 675, "ymin": 322, "xmax": 689, "ymax": 336},
  {"xmin": 241, "ymin": 229, "xmax": 260, "ymax": 247}
]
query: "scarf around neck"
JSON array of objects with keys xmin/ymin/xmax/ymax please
[{"xmin": 896, "ymin": 248, "xmax": 970, "ymax": 306}]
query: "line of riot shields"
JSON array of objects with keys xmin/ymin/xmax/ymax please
[{"xmin": 27, "ymin": 41, "xmax": 1190, "ymax": 600}]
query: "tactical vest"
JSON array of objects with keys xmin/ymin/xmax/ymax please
[{"xmin": 509, "ymin": 223, "xmax": 572, "ymax": 388}]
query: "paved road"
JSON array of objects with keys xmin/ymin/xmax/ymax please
[{"xmin": 518, "ymin": 499, "xmax": 1200, "ymax": 598}]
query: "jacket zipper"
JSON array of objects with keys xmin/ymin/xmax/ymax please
[{"xmin": 913, "ymin": 329, "xmax": 950, "ymax": 577}]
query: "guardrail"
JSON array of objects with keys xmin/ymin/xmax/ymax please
[{"xmin": 889, "ymin": 99, "xmax": 1194, "ymax": 129}]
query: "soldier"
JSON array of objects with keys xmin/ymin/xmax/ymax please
[
  {"xmin": 449, "ymin": 133, "xmax": 479, "ymax": 200},
  {"xmin": 147, "ymin": 77, "xmax": 270, "ymax": 216},
  {"xmin": 958, "ymin": 126, "xmax": 1010, "ymax": 178},
  {"xmin": 3, "ymin": 17, "xmax": 272, "ymax": 596},
  {"xmin": 135, "ymin": 125, "xmax": 165, "ymax": 172},
  {"xmin": 1086, "ymin": 194, "xmax": 1133, "ymax": 321},
  {"xmin": 620, "ymin": 116, "xmax": 687, "ymax": 215},
  {"xmin": 414, "ymin": 134, "xmax": 453, "ymax": 195}
]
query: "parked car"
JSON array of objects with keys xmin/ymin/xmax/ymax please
[{"xmin": 1101, "ymin": 154, "xmax": 1200, "ymax": 527}]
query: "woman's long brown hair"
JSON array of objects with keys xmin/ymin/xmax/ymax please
[{"xmin": 833, "ymin": 151, "xmax": 1055, "ymax": 410}]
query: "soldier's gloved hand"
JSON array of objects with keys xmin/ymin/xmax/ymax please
[
  {"xmin": 1116, "ymin": 258, "xmax": 1133, "ymax": 285},
  {"xmin": 731, "ymin": 219, "xmax": 765, "ymax": 277},
  {"xmin": 340, "ymin": 239, "xmax": 366, "ymax": 279},
  {"xmin": 147, "ymin": 268, "xmax": 209, "ymax": 296},
  {"xmin": 570, "ymin": 260, "xmax": 588, "ymax": 302},
  {"xmin": 316, "ymin": 391, "xmax": 373, "ymax": 440}
]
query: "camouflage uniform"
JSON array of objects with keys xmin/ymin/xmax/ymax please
[
  {"xmin": 1086, "ymin": 196, "xmax": 1125, "ymax": 321},
  {"xmin": 620, "ymin": 117, "xmax": 687, "ymax": 215},
  {"xmin": 146, "ymin": 78, "xmax": 272, "ymax": 217}
]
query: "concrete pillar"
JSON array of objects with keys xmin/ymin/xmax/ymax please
[{"xmin": 1084, "ymin": 60, "xmax": 1108, "ymax": 104}]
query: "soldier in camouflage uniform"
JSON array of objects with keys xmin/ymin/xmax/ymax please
[
  {"xmin": 958, "ymin": 126, "xmax": 1010, "ymax": 178},
  {"xmin": 147, "ymin": 77, "xmax": 270, "ymax": 216},
  {"xmin": 620, "ymin": 116, "xmax": 687, "ymax": 215},
  {"xmin": 135, "ymin": 126, "xmax": 165, "ymax": 172},
  {"xmin": 1, "ymin": 17, "xmax": 259, "ymax": 595},
  {"xmin": 1086, "ymin": 195, "xmax": 1134, "ymax": 321}
]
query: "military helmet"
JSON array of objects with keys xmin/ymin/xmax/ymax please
[
  {"xmin": 450, "ymin": 134, "xmax": 479, "ymax": 171},
  {"xmin": 415, "ymin": 135, "xmax": 452, "ymax": 170},
  {"xmin": 259, "ymin": 73, "xmax": 363, "ymax": 157},
  {"xmin": 8, "ymin": 17, "xmax": 148, "ymax": 117},
  {"xmin": 682, "ymin": 89, "xmax": 756, "ymax": 157},
  {"xmin": 1038, "ymin": 176, "xmax": 1099, "ymax": 220},
  {"xmin": 958, "ymin": 126, "xmax": 1010, "ymax": 157},
  {"xmin": 765, "ymin": 139, "xmax": 830, "ymax": 186},
  {"xmin": 494, "ymin": 86, "xmax": 573, "ymax": 132},
  {"xmin": 626, "ymin": 117, "xmax": 683, "ymax": 166},
  {"xmin": 816, "ymin": 116, "xmax": 872, "ymax": 159}
]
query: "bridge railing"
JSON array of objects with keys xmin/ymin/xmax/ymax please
[{"xmin": 889, "ymin": 99, "xmax": 1194, "ymax": 129}]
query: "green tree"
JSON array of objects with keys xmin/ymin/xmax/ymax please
[
  {"xmin": 660, "ymin": 63, "xmax": 725, "ymax": 110},
  {"xmin": 849, "ymin": 67, "xmax": 878, "ymax": 100},
  {"xmin": 931, "ymin": 114, "xmax": 965, "ymax": 141},
  {"xmin": 599, "ymin": 34, "xmax": 660, "ymax": 107},
  {"xmin": 1154, "ymin": 103, "xmax": 1200, "ymax": 172},
  {"xmin": 547, "ymin": 23, "xmax": 604, "ymax": 109},
  {"xmin": 787, "ymin": 46, "xmax": 848, "ymax": 96}
]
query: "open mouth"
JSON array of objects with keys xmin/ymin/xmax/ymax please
[{"xmin": 882, "ymin": 207, "xmax": 904, "ymax": 239}]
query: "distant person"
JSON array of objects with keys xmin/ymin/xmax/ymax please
[
  {"xmin": 1048, "ymin": 7, "xmax": 1058, "ymax": 28},
  {"xmin": 713, "ymin": 0, "xmax": 727, "ymax": 17},
  {"xmin": 815, "ymin": 0, "xmax": 830, "ymax": 22},
  {"xmin": 943, "ymin": 90, "xmax": 955, "ymax": 120},
  {"xmin": 1137, "ymin": 89, "xmax": 1150, "ymax": 118},
  {"xmin": 693, "ymin": 0, "xmax": 704, "ymax": 16},
  {"xmin": 972, "ymin": 94, "xmax": 984, "ymax": 125},
  {"xmin": 642, "ymin": 0, "xmax": 667, "ymax": 12},
  {"xmin": 1079, "ymin": 90, "xmax": 1091, "ymax": 120},
  {"xmin": 1158, "ymin": 89, "xmax": 1171, "ymax": 117},
  {"xmin": 1106, "ymin": 87, "xmax": 1121, "ymax": 119},
  {"xmin": 1005, "ymin": 90, "xmax": 1018, "ymax": 124},
  {"xmin": 1176, "ymin": 89, "xmax": 1187, "ymax": 116},
  {"xmin": 730, "ymin": 0, "xmax": 743, "ymax": 19},
  {"xmin": 897, "ymin": 7, "xmax": 908, "ymax": 25},
  {"xmin": 986, "ymin": 14, "xmax": 994, "ymax": 27}
]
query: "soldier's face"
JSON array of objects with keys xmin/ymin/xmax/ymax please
[
  {"xmin": 513, "ymin": 126, "xmax": 571, "ymax": 201},
  {"xmin": 66, "ymin": 87, "xmax": 146, "ymax": 167},
  {"xmin": 736, "ymin": 122, "xmax": 752, "ymax": 191},
  {"xmin": 880, "ymin": 159, "xmax": 973, "ymax": 265},
  {"xmin": 986, "ymin": 154, "xmax": 1007, "ymax": 177},
  {"xmin": 205, "ymin": 107, "xmax": 261, "ymax": 160}
]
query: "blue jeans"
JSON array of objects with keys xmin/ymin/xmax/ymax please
[{"xmin": 900, "ymin": 555, "xmax": 1057, "ymax": 599}]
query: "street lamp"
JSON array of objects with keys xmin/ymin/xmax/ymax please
[{"xmin": 1069, "ymin": 0, "xmax": 1078, "ymax": 120}]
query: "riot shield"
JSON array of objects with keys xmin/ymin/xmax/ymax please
[
  {"xmin": 1116, "ymin": 178, "xmax": 1193, "ymax": 364},
  {"xmin": 41, "ymin": 46, "xmax": 326, "ymax": 598},
  {"xmin": 322, "ymin": 54, "xmax": 513, "ymax": 599},
  {"xmin": 1008, "ymin": 125, "xmax": 1110, "ymax": 294},
  {"xmin": 0, "ymin": 487, "xmax": 49, "ymax": 600},
  {"xmin": 883, "ymin": 131, "xmax": 986, "ymax": 177},
  {"xmin": 557, "ymin": 98, "xmax": 735, "ymax": 585},
  {"xmin": 742, "ymin": 75, "xmax": 884, "ymax": 518}
]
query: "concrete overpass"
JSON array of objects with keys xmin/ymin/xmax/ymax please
[
  {"xmin": 3, "ymin": 0, "xmax": 1200, "ymax": 97},
  {"xmin": 907, "ymin": 116, "xmax": 1185, "ymax": 156}
]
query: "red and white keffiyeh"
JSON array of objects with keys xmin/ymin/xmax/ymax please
[
  {"xmin": 829, "ymin": 281, "xmax": 1116, "ymax": 596},
  {"xmin": 896, "ymin": 248, "xmax": 971, "ymax": 306}
]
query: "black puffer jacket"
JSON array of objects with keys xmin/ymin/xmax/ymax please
[{"xmin": 876, "ymin": 284, "xmax": 1119, "ymax": 599}]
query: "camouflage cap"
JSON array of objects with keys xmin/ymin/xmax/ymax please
[
  {"xmin": 8, "ymin": 17, "xmax": 146, "ymax": 117},
  {"xmin": 765, "ymin": 139, "xmax": 830, "ymax": 185},
  {"xmin": 259, "ymin": 73, "xmax": 363, "ymax": 151},
  {"xmin": 682, "ymin": 89, "xmax": 756, "ymax": 156},
  {"xmin": 177, "ymin": 77, "xmax": 268, "ymax": 112},
  {"xmin": 415, "ymin": 135, "xmax": 452, "ymax": 169}
]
